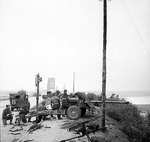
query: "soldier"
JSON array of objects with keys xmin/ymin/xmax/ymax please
[
  {"xmin": 61, "ymin": 89, "xmax": 68, "ymax": 99},
  {"xmin": 2, "ymin": 105, "xmax": 13, "ymax": 125},
  {"xmin": 74, "ymin": 92, "xmax": 95, "ymax": 113},
  {"xmin": 51, "ymin": 92, "xmax": 62, "ymax": 120},
  {"xmin": 55, "ymin": 90, "xmax": 61, "ymax": 98},
  {"xmin": 17, "ymin": 106, "xmax": 30, "ymax": 125},
  {"xmin": 47, "ymin": 91, "xmax": 53, "ymax": 98},
  {"xmin": 37, "ymin": 101, "xmax": 48, "ymax": 123}
]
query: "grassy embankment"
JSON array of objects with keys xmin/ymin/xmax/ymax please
[{"xmin": 86, "ymin": 93, "xmax": 150, "ymax": 142}]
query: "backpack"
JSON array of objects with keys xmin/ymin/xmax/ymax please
[{"xmin": 51, "ymin": 103, "xmax": 60, "ymax": 110}]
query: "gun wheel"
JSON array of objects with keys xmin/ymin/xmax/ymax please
[{"xmin": 67, "ymin": 106, "xmax": 81, "ymax": 120}]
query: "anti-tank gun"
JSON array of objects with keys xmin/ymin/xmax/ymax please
[{"xmin": 61, "ymin": 92, "xmax": 129, "ymax": 120}]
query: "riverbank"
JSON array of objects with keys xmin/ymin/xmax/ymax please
[
  {"xmin": 0, "ymin": 97, "xmax": 130, "ymax": 142},
  {"xmin": 0, "ymin": 93, "xmax": 149, "ymax": 142}
]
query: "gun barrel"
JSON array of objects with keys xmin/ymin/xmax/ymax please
[{"xmin": 91, "ymin": 100, "xmax": 129, "ymax": 104}]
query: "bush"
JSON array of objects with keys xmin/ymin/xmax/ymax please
[{"xmin": 106, "ymin": 103, "xmax": 150, "ymax": 142}]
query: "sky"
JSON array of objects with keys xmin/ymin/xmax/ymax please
[{"xmin": 0, "ymin": 0, "xmax": 150, "ymax": 93}]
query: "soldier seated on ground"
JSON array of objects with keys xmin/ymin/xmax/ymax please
[
  {"xmin": 15, "ymin": 106, "xmax": 31, "ymax": 125},
  {"xmin": 2, "ymin": 105, "xmax": 13, "ymax": 125},
  {"xmin": 36, "ymin": 101, "xmax": 48, "ymax": 123}
]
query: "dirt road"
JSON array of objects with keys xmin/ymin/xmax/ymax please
[{"xmin": 0, "ymin": 97, "xmax": 85, "ymax": 142}]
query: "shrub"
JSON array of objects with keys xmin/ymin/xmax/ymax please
[{"xmin": 106, "ymin": 103, "xmax": 150, "ymax": 142}]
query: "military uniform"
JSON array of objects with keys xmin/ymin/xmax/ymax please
[
  {"xmin": 37, "ymin": 101, "xmax": 48, "ymax": 123},
  {"xmin": 17, "ymin": 107, "xmax": 29, "ymax": 124},
  {"xmin": 2, "ymin": 106, "xmax": 13, "ymax": 125},
  {"xmin": 50, "ymin": 95, "xmax": 62, "ymax": 119}
]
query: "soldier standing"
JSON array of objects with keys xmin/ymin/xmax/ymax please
[
  {"xmin": 61, "ymin": 89, "xmax": 68, "ymax": 99},
  {"xmin": 51, "ymin": 92, "xmax": 62, "ymax": 120}
]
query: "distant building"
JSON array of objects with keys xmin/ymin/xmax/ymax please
[{"xmin": 47, "ymin": 78, "xmax": 55, "ymax": 92}]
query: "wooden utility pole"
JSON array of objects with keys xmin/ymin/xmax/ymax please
[
  {"xmin": 35, "ymin": 73, "xmax": 42, "ymax": 122},
  {"xmin": 73, "ymin": 72, "xmax": 75, "ymax": 95},
  {"xmin": 101, "ymin": 0, "xmax": 107, "ymax": 131}
]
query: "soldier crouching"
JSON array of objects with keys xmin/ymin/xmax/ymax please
[{"xmin": 2, "ymin": 105, "xmax": 13, "ymax": 125}]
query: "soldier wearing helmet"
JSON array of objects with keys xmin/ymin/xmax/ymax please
[
  {"xmin": 61, "ymin": 89, "xmax": 68, "ymax": 99},
  {"xmin": 50, "ymin": 90, "xmax": 62, "ymax": 120}
]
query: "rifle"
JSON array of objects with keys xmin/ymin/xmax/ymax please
[
  {"xmin": 16, "ymin": 120, "xmax": 43, "ymax": 142},
  {"xmin": 60, "ymin": 115, "xmax": 103, "ymax": 142}
]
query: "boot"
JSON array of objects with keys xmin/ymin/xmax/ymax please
[
  {"xmin": 3, "ymin": 119, "xmax": 7, "ymax": 125},
  {"xmin": 57, "ymin": 115, "xmax": 62, "ymax": 120}
]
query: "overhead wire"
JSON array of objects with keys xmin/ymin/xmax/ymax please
[{"xmin": 120, "ymin": 0, "xmax": 150, "ymax": 58}]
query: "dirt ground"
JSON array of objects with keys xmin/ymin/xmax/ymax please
[
  {"xmin": 1, "ymin": 116, "xmax": 90, "ymax": 142},
  {"xmin": 3, "ymin": 116, "xmax": 131, "ymax": 142},
  {"xmin": 0, "ymin": 113, "xmax": 130, "ymax": 142},
  {"xmin": 0, "ymin": 98, "xmax": 130, "ymax": 142},
  {"xmin": 0, "ymin": 98, "xmax": 87, "ymax": 142}
]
